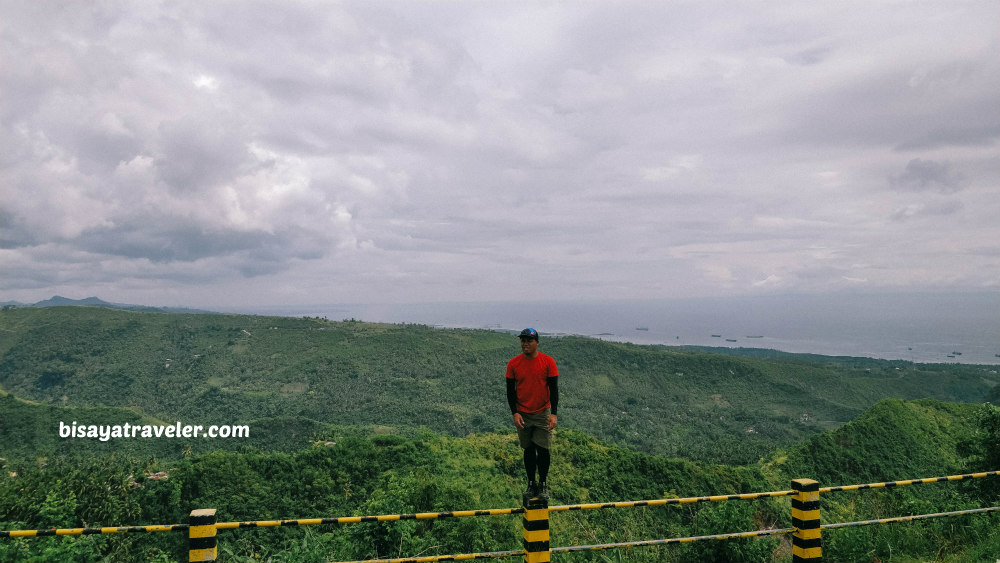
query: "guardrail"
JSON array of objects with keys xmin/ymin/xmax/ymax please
[{"xmin": 2, "ymin": 471, "xmax": 997, "ymax": 562}]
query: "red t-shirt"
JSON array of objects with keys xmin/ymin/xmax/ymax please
[{"xmin": 505, "ymin": 352, "xmax": 558, "ymax": 414}]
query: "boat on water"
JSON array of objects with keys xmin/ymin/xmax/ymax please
[
  {"xmin": 711, "ymin": 334, "xmax": 722, "ymax": 338},
  {"xmin": 726, "ymin": 339, "xmax": 737, "ymax": 342},
  {"xmin": 635, "ymin": 327, "xmax": 648, "ymax": 331},
  {"xmin": 745, "ymin": 335, "xmax": 764, "ymax": 339}
]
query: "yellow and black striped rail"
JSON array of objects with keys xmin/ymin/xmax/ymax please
[
  {"xmin": 5, "ymin": 471, "xmax": 995, "ymax": 539},
  {"xmin": 333, "ymin": 505, "xmax": 1000, "ymax": 563},
  {"xmin": 0, "ymin": 510, "xmax": 529, "ymax": 538},
  {"xmin": 549, "ymin": 488, "xmax": 795, "ymax": 513},
  {"xmin": 820, "ymin": 470, "xmax": 1000, "ymax": 493},
  {"xmin": 3, "ymin": 470, "xmax": 999, "ymax": 563},
  {"xmin": 0, "ymin": 524, "xmax": 186, "ymax": 538},
  {"xmin": 215, "ymin": 507, "xmax": 526, "ymax": 531}
]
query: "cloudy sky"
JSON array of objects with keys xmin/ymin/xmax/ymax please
[{"xmin": 2, "ymin": 1, "xmax": 998, "ymax": 308}]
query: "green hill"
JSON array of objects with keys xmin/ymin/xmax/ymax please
[
  {"xmin": 10, "ymin": 295, "xmax": 214, "ymax": 314},
  {"xmin": 773, "ymin": 398, "xmax": 984, "ymax": 484},
  {"xmin": 0, "ymin": 390, "xmax": 360, "ymax": 461},
  {"xmin": 2, "ymin": 306, "xmax": 998, "ymax": 465},
  {"xmin": 766, "ymin": 398, "xmax": 1000, "ymax": 562},
  {"xmin": 3, "ymin": 307, "xmax": 999, "ymax": 561},
  {"xmin": 2, "ymin": 398, "xmax": 998, "ymax": 562}
]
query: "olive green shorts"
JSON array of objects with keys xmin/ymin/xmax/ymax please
[{"xmin": 516, "ymin": 409, "xmax": 552, "ymax": 449}]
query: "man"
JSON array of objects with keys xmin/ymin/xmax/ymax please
[{"xmin": 506, "ymin": 327, "xmax": 558, "ymax": 503}]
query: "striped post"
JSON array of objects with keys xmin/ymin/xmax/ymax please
[
  {"xmin": 792, "ymin": 478, "xmax": 821, "ymax": 562},
  {"xmin": 189, "ymin": 509, "xmax": 217, "ymax": 562},
  {"xmin": 522, "ymin": 495, "xmax": 550, "ymax": 563}
]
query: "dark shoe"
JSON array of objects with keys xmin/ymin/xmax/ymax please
[
  {"xmin": 522, "ymin": 481, "xmax": 538, "ymax": 504},
  {"xmin": 538, "ymin": 482, "xmax": 549, "ymax": 503}
]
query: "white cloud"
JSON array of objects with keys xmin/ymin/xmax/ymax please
[{"xmin": 1, "ymin": 0, "xmax": 998, "ymax": 307}]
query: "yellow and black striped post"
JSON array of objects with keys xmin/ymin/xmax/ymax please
[
  {"xmin": 189, "ymin": 508, "xmax": 217, "ymax": 562},
  {"xmin": 792, "ymin": 478, "xmax": 821, "ymax": 562},
  {"xmin": 522, "ymin": 495, "xmax": 550, "ymax": 563}
]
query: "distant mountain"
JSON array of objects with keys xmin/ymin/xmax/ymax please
[
  {"xmin": 19, "ymin": 295, "xmax": 215, "ymax": 314},
  {"xmin": 2, "ymin": 306, "xmax": 998, "ymax": 466},
  {"xmin": 33, "ymin": 295, "xmax": 115, "ymax": 307}
]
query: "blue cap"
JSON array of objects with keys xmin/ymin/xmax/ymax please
[{"xmin": 518, "ymin": 328, "xmax": 539, "ymax": 340}]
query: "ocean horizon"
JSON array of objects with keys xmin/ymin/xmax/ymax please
[{"xmin": 223, "ymin": 291, "xmax": 1000, "ymax": 365}]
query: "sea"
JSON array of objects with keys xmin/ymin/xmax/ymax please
[{"xmin": 226, "ymin": 291, "xmax": 1000, "ymax": 365}]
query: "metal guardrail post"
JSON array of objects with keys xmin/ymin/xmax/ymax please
[
  {"xmin": 792, "ymin": 478, "xmax": 821, "ymax": 562},
  {"xmin": 522, "ymin": 495, "xmax": 550, "ymax": 563},
  {"xmin": 5, "ymin": 470, "xmax": 996, "ymax": 562},
  {"xmin": 188, "ymin": 508, "xmax": 218, "ymax": 562}
]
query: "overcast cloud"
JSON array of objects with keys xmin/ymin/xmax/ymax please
[{"xmin": 2, "ymin": 1, "xmax": 998, "ymax": 308}]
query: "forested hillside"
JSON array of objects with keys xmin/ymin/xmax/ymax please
[
  {"xmin": 2, "ymin": 399, "xmax": 998, "ymax": 562},
  {"xmin": 3, "ymin": 307, "xmax": 999, "ymax": 561},
  {"xmin": 2, "ymin": 307, "xmax": 997, "ymax": 465},
  {"xmin": 0, "ymin": 390, "xmax": 353, "ymax": 461}
]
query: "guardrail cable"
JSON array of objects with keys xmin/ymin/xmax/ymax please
[
  {"xmin": 822, "ymin": 505, "xmax": 1000, "ymax": 530},
  {"xmin": 3, "ymin": 469, "xmax": 999, "ymax": 563},
  {"xmin": 331, "ymin": 548, "xmax": 523, "ymax": 563},
  {"xmin": 549, "ymin": 527, "xmax": 795, "ymax": 555}
]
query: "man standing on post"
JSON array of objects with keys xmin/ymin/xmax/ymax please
[{"xmin": 506, "ymin": 328, "xmax": 558, "ymax": 503}]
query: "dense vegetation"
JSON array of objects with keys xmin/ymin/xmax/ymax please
[
  {"xmin": 2, "ymin": 307, "xmax": 997, "ymax": 465},
  {"xmin": 2, "ymin": 307, "xmax": 999, "ymax": 561},
  {"xmin": 2, "ymin": 399, "xmax": 999, "ymax": 562}
]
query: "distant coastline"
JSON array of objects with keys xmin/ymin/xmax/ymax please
[
  {"xmin": 6, "ymin": 292, "xmax": 997, "ymax": 365},
  {"xmin": 224, "ymin": 292, "xmax": 1000, "ymax": 365}
]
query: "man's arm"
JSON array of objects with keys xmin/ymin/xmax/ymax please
[
  {"xmin": 547, "ymin": 376, "xmax": 558, "ymax": 415},
  {"xmin": 506, "ymin": 377, "xmax": 518, "ymax": 414},
  {"xmin": 547, "ymin": 376, "xmax": 558, "ymax": 430},
  {"xmin": 507, "ymin": 378, "xmax": 525, "ymax": 430}
]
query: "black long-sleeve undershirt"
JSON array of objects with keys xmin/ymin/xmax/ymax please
[
  {"xmin": 507, "ymin": 376, "xmax": 559, "ymax": 415},
  {"xmin": 506, "ymin": 377, "xmax": 517, "ymax": 414},
  {"xmin": 548, "ymin": 376, "xmax": 558, "ymax": 415}
]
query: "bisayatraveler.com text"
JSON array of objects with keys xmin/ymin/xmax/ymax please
[{"xmin": 59, "ymin": 421, "xmax": 250, "ymax": 441}]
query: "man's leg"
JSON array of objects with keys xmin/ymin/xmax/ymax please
[
  {"xmin": 536, "ymin": 445, "xmax": 550, "ymax": 482},
  {"xmin": 523, "ymin": 443, "xmax": 538, "ymax": 483},
  {"xmin": 518, "ymin": 421, "xmax": 538, "ymax": 502},
  {"xmin": 518, "ymin": 411, "xmax": 551, "ymax": 501},
  {"xmin": 536, "ymin": 445, "xmax": 550, "ymax": 501}
]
